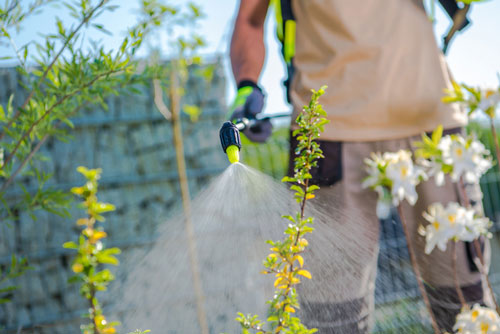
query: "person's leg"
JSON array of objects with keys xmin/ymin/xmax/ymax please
[
  {"xmin": 297, "ymin": 141, "xmax": 381, "ymax": 333},
  {"xmin": 295, "ymin": 131, "xmax": 490, "ymax": 332},
  {"xmin": 339, "ymin": 132, "xmax": 489, "ymax": 332}
]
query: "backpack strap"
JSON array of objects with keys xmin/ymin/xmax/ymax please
[
  {"xmin": 438, "ymin": 0, "xmax": 471, "ymax": 54},
  {"xmin": 272, "ymin": 0, "xmax": 295, "ymax": 103}
]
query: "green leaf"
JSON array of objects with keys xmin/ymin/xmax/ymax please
[
  {"xmin": 67, "ymin": 275, "xmax": 81, "ymax": 284},
  {"xmin": 432, "ymin": 125, "xmax": 443, "ymax": 144},
  {"xmin": 441, "ymin": 96, "xmax": 460, "ymax": 103},
  {"xmin": 442, "ymin": 164, "xmax": 453, "ymax": 173},
  {"xmin": 290, "ymin": 185, "xmax": 304, "ymax": 194},
  {"xmin": 182, "ymin": 104, "xmax": 201, "ymax": 122},
  {"xmin": 267, "ymin": 315, "xmax": 279, "ymax": 322},
  {"xmin": 301, "ymin": 226, "xmax": 315, "ymax": 233},
  {"xmin": 281, "ymin": 176, "xmax": 296, "ymax": 183},
  {"xmin": 63, "ymin": 241, "xmax": 78, "ymax": 249},
  {"xmin": 92, "ymin": 268, "xmax": 114, "ymax": 282},
  {"xmin": 307, "ymin": 185, "xmax": 320, "ymax": 193},
  {"xmin": 0, "ymin": 286, "xmax": 18, "ymax": 294},
  {"xmin": 101, "ymin": 247, "xmax": 121, "ymax": 255},
  {"xmin": 97, "ymin": 254, "xmax": 119, "ymax": 265},
  {"xmin": 56, "ymin": 18, "xmax": 65, "ymax": 35},
  {"xmin": 93, "ymin": 202, "xmax": 115, "ymax": 213}
]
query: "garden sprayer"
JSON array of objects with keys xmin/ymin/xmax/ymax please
[{"xmin": 219, "ymin": 113, "xmax": 291, "ymax": 164}]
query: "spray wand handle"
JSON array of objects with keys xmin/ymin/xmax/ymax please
[{"xmin": 234, "ymin": 112, "xmax": 292, "ymax": 132}]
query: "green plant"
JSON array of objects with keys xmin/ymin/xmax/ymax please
[
  {"xmin": 0, "ymin": 0, "xmax": 125, "ymax": 301},
  {"xmin": 0, "ymin": 255, "xmax": 31, "ymax": 304},
  {"xmin": 0, "ymin": 0, "xmax": 199, "ymax": 305},
  {"xmin": 235, "ymin": 86, "xmax": 329, "ymax": 334},
  {"xmin": 65, "ymin": 167, "xmax": 150, "ymax": 334},
  {"xmin": 64, "ymin": 167, "xmax": 120, "ymax": 334},
  {"xmin": 147, "ymin": 0, "xmax": 214, "ymax": 122}
]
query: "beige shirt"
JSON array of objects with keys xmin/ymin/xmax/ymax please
[{"xmin": 289, "ymin": 0, "xmax": 466, "ymax": 142}]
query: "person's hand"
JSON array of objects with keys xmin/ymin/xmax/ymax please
[{"xmin": 230, "ymin": 81, "xmax": 272, "ymax": 143}]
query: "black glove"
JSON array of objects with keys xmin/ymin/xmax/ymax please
[{"xmin": 230, "ymin": 80, "xmax": 272, "ymax": 143}]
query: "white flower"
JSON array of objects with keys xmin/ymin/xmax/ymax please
[
  {"xmin": 362, "ymin": 152, "xmax": 386, "ymax": 189},
  {"xmin": 441, "ymin": 135, "xmax": 492, "ymax": 184},
  {"xmin": 420, "ymin": 202, "xmax": 493, "ymax": 254},
  {"xmin": 478, "ymin": 89, "xmax": 500, "ymax": 114},
  {"xmin": 385, "ymin": 150, "xmax": 427, "ymax": 206},
  {"xmin": 420, "ymin": 202, "xmax": 462, "ymax": 254},
  {"xmin": 363, "ymin": 150, "xmax": 426, "ymax": 209},
  {"xmin": 464, "ymin": 215, "xmax": 493, "ymax": 241},
  {"xmin": 454, "ymin": 304, "xmax": 500, "ymax": 334},
  {"xmin": 437, "ymin": 134, "xmax": 453, "ymax": 155},
  {"xmin": 418, "ymin": 157, "xmax": 446, "ymax": 186}
]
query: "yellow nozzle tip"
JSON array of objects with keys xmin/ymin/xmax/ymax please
[{"xmin": 226, "ymin": 145, "xmax": 240, "ymax": 164}]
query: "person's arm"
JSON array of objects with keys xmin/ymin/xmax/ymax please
[{"xmin": 230, "ymin": 0, "xmax": 269, "ymax": 84}]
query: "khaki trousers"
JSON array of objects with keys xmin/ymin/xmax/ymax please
[{"xmin": 295, "ymin": 132, "xmax": 490, "ymax": 333}]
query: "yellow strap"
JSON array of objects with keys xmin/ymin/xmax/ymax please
[
  {"xmin": 284, "ymin": 20, "xmax": 296, "ymax": 63},
  {"xmin": 272, "ymin": 0, "xmax": 295, "ymax": 63},
  {"xmin": 272, "ymin": 0, "xmax": 283, "ymax": 41}
]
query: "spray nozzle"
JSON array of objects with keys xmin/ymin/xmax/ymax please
[
  {"xmin": 219, "ymin": 113, "xmax": 291, "ymax": 164},
  {"xmin": 219, "ymin": 121, "xmax": 241, "ymax": 164}
]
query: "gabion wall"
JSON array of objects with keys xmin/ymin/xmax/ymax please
[{"xmin": 0, "ymin": 60, "xmax": 228, "ymax": 333}]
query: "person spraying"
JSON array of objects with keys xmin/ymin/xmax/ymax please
[{"xmin": 226, "ymin": 0, "xmax": 485, "ymax": 333}]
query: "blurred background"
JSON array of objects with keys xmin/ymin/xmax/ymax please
[{"xmin": 0, "ymin": 0, "xmax": 500, "ymax": 333}]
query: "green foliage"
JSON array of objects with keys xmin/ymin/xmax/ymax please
[
  {"xmin": 0, "ymin": 0, "xmax": 205, "ymax": 307},
  {"xmin": 235, "ymin": 87, "xmax": 329, "ymax": 334},
  {"xmin": 413, "ymin": 125, "xmax": 453, "ymax": 175},
  {"xmin": 0, "ymin": 0, "xmax": 188, "ymax": 219},
  {"xmin": 66, "ymin": 166, "xmax": 120, "ymax": 334},
  {"xmin": 414, "ymin": 125, "xmax": 444, "ymax": 159},
  {"xmin": 468, "ymin": 121, "xmax": 500, "ymax": 165},
  {"xmin": 443, "ymin": 81, "xmax": 500, "ymax": 170},
  {"xmin": 182, "ymin": 104, "xmax": 202, "ymax": 122},
  {"xmin": 145, "ymin": 1, "xmax": 213, "ymax": 123},
  {"xmin": 442, "ymin": 81, "xmax": 499, "ymax": 118},
  {"xmin": 0, "ymin": 255, "xmax": 31, "ymax": 304}
]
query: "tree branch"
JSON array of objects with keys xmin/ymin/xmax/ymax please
[
  {"xmin": 0, "ymin": 0, "xmax": 107, "ymax": 141},
  {"xmin": 152, "ymin": 78, "xmax": 171, "ymax": 120},
  {"xmin": 0, "ymin": 99, "xmax": 90, "ymax": 195},
  {"xmin": 1, "ymin": 68, "xmax": 120, "ymax": 174}
]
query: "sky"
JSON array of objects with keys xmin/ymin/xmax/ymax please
[{"xmin": 1, "ymin": 0, "xmax": 499, "ymax": 117}]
